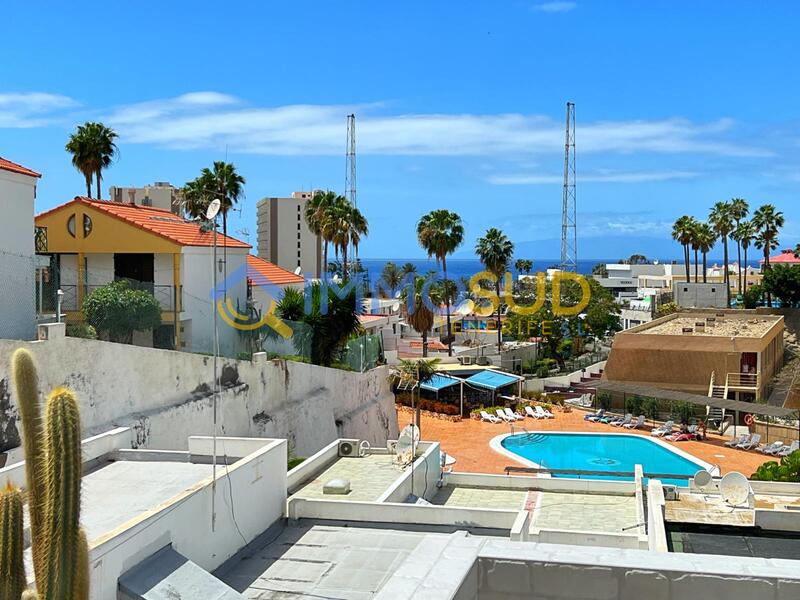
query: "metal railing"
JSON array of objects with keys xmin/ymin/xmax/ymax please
[{"xmin": 726, "ymin": 372, "xmax": 759, "ymax": 389}]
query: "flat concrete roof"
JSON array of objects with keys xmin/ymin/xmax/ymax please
[
  {"xmin": 431, "ymin": 485, "xmax": 526, "ymax": 510},
  {"xmin": 218, "ymin": 522, "xmax": 453, "ymax": 599},
  {"xmin": 82, "ymin": 459, "xmax": 215, "ymax": 542},
  {"xmin": 665, "ymin": 490, "xmax": 800, "ymax": 527},
  {"xmin": 530, "ymin": 491, "xmax": 639, "ymax": 534},
  {"xmin": 290, "ymin": 454, "xmax": 406, "ymax": 502},
  {"xmin": 639, "ymin": 315, "xmax": 780, "ymax": 338}
]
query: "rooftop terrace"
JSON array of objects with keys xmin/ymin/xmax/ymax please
[{"xmin": 639, "ymin": 314, "xmax": 780, "ymax": 338}]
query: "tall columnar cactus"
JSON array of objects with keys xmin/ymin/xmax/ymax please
[
  {"xmin": 3, "ymin": 348, "xmax": 90, "ymax": 600},
  {"xmin": 0, "ymin": 486, "xmax": 27, "ymax": 599}
]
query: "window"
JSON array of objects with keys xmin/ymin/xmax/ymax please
[
  {"xmin": 83, "ymin": 214, "xmax": 93, "ymax": 237},
  {"xmin": 67, "ymin": 214, "xmax": 76, "ymax": 237},
  {"xmin": 683, "ymin": 287, "xmax": 688, "ymax": 292}
]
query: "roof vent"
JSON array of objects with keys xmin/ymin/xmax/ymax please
[
  {"xmin": 695, "ymin": 322, "xmax": 705, "ymax": 332},
  {"xmin": 127, "ymin": 189, "xmax": 136, "ymax": 205},
  {"xmin": 682, "ymin": 327, "xmax": 694, "ymax": 335}
]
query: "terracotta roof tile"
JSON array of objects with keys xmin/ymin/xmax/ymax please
[
  {"xmin": 0, "ymin": 157, "xmax": 41, "ymax": 178},
  {"xmin": 37, "ymin": 197, "xmax": 250, "ymax": 248},
  {"xmin": 246, "ymin": 254, "xmax": 305, "ymax": 285},
  {"xmin": 761, "ymin": 249, "xmax": 800, "ymax": 264}
]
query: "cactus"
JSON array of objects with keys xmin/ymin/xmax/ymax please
[
  {"xmin": 0, "ymin": 486, "xmax": 27, "ymax": 599},
  {"xmin": 4, "ymin": 349, "xmax": 90, "ymax": 600}
]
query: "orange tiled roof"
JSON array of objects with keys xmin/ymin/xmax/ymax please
[
  {"xmin": 37, "ymin": 197, "xmax": 250, "ymax": 248},
  {"xmin": 0, "ymin": 157, "xmax": 41, "ymax": 178},
  {"xmin": 246, "ymin": 254, "xmax": 304, "ymax": 285}
]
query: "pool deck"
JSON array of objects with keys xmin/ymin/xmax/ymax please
[{"xmin": 399, "ymin": 407, "xmax": 777, "ymax": 477}]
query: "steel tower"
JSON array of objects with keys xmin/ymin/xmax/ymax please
[{"xmin": 560, "ymin": 102, "xmax": 577, "ymax": 272}]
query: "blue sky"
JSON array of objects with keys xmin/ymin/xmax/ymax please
[{"xmin": 2, "ymin": 1, "xmax": 798, "ymax": 260}]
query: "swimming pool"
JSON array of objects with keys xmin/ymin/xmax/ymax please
[{"xmin": 497, "ymin": 432, "xmax": 711, "ymax": 487}]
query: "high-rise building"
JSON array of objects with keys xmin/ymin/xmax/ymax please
[
  {"xmin": 108, "ymin": 182, "xmax": 182, "ymax": 214},
  {"xmin": 256, "ymin": 191, "xmax": 322, "ymax": 279}
]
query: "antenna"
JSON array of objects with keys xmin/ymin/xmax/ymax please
[
  {"xmin": 345, "ymin": 114, "xmax": 358, "ymax": 262},
  {"xmin": 560, "ymin": 101, "xmax": 577, "ymax": 272},
  {"xmin": 206, "ymin": 196, "xmax": 221, "ymax": 532}
]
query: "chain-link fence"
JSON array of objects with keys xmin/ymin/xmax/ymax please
[{"xmin": 0, "ymin": 249, "xmax": 37, "ymax": 340}]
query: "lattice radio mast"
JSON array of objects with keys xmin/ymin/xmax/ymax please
[
  {"xmin": 345, "ymin": 114, "xmax": 358, "ymax": 264},
  {"xmin": 560, "ymin": 102, "xmax": 577, "ymax": 272}
]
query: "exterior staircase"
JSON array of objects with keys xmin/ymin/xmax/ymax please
[{"xmin": 706, "ymin": 371, "xmax": 727, "ymax": 432}]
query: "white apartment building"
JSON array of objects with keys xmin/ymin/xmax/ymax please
[
  {"xmin": 257, "ymin": 191, "xmax": 322, "ymax": 279},
  {"xmin": 0, "ymin": 157, "xmax": 40, "ymax": 340},
  {"xmin": 109, "ymin": 181, "xmax": 182, "ymax": 214}
]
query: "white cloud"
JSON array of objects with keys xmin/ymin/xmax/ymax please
[
  {"xmin": 487, "ymin": 169, "xmax": 699, "ymax": 185},
  {"xmin": 0, "ymin": 92, "xmax": 77, "ymax": 128},
  {"xmin": 533, "ymin": 1, "xmax": 577, "ymax": 13},
  {"xmin": 102, "ymin": 92, "xmax": 770, "ymax": 159}
]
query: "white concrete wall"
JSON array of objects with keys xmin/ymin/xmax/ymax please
[
  {"xmin": 0, "ymin": 169, "xmax": 37, "ymax": 340},
  {"xmin": 0, "ymin": 337, "xmax": 398, "ymax": 458},
  {"xmin": 378, "ymin": 441, "xmax": 442, "ymax": 502},
  {"xmin": 180, "ymin": 246, "xmax": 248, "ymax": 356},
  {"xmin": 88, "ymin": 438, "xmax": 287, "ymax": 600}
]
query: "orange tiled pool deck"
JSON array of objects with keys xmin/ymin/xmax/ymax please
[{"xmin": 397, "ymin": 407, "xmax": 777, "ymax": 477}]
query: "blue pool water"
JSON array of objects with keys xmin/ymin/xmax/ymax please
[{"xmin": 501, "ymin": 433, "xmax": 706, "ymax": 487}]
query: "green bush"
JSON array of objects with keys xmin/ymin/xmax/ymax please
[
  {"xmin": 743, "ymin": 284, "xmax": 764, "ymax": 309},
  {"xmin": 82, "ymin": 280, "xmax": 161, "ymax": 344},
  {"xmin": 751, "ymin": 450, "xmax": 800, "ymax": 482},
  {"xmin": 66, "ymin": 323, "xmax": 97, "ymax": 339}
]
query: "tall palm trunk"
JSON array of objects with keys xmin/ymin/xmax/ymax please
[
  {"xmin": 495, "ymin": 278, "xmax": 502, "ymax": 351},
  {"xmin": 95, "ymin": 170, "xmax": 102, "ymax": 199},
  {"xmin": 723, "ymin": 235, "xmax": 730, "ymax": 307},
  {"xmin": 765, "ymin": 247, "xmax": 772, "ymax": 307},
  {"xmin": 736, "ymin": 237, "xmax": 743, "ymax": 295},
  {"xmin": 323, "ymin": 242, "xmax": 329, "ymax": 279},
  {"xmin": 422, "ymin": 329, "xmax": 428, "ymax": 358},
  {"xmin": 84, "ymin": 174, "xmax": 92, "ymax": 198},
  {"xmin": 342, "ymin": 243, "xmax": 348, "ymax": 280},
  {"xmin": 442, "ymin": 255, "xmax": 452, "ymax": 357},
  {"xmin": 702, "ymin": 251, "xmax": 708, "ymax": 283},
  {"xmin": 743, "ymin": 246, "xmax": 748, "ymax": 293},
  {"xmin": 684, "ymin": 244, "xmax": 690, "ymax": 282},
  {"xmin": 694, "ymin": 248, "xmax": 699, "ymax": 282}
]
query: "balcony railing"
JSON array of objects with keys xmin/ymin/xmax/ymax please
[{"xmin": 726, "ymin": 372, "xmax": 759, "ymax": 390}]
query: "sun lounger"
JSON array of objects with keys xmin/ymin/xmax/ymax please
[
  {"xmin": 496, "ymin": 409, "xmax": 514, "ymax": 422},
  {"xmin": 524, "ymin": 405, "xmax": 541, "ymax": 419},
  {"xmin": 757, "ymin": 441, "xmax": 784, "ymax": 455},
  {"xmin": 650, "ymin": 421, "xmax": 674, "ymax": 437},
  {"xmin": 503, "ymin": 407, "xmax": 525, "ymax": 421},
  {"xmin": 737, "ymin": 433, "xmax": 761, "ymax": 450},
  {"xmin": 479, "ymin": 410, "xmax": 501, "ymax": 424},
  {"xmin": 534, "ymin": 405, "xmax": 554, "ymax": 419},
  {"xmin": 623, "ymin": 415, "xmax": 645, "ymax": 429},
  {"xmin": 724, "ymin": 434, "xmax": 749, "ymax": 448},
  {"xmin": 776, "ymin": 441, "xmax": 800, "ymax": 457},
  {"xmin": 611, "ymin": 414, "xmax": 632, "ymax": 427},
  {"xmin": 585, "ymin": 409, "xmax": 605, "ymax": 422}
]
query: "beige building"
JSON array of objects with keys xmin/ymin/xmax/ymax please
[
  {"xmin": 256, "ymin": 191, "xmax": 322, "ymax": 278},
  {"xmin": 108, "ymin": 182, "xmax": 182, "ymax": 214},
  {"xmin": 604, "ymin": 310, "xmax": 784, "ymax": 401}
]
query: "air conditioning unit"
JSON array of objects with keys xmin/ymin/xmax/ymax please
[
  {"xmin": 338, "ymin": 439, "xmax": 362, "ymax": 458},
  {"xmin": 663, "ymin": 485, "xmax": 680, "ymax": 501},
  {"xmin": 461, "ymin": 356, "xmax": 474, "ymax": 365},
  {"xmin": 476, "ymin": 356, "xmax": 489, "ymax": 366}
]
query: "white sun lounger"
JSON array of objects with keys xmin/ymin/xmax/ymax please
[
  {"xmin": 757, "ymin": 441, "xmax": 784, "ymax": 455},
  {"xmin": 496, "ymin": 408, "xmax": 514, "ymax": 422},
  {"xmin": 650, "ymin": 420, "xmax": 674, "ymax": 437},
  {"xmin": 725, "ymin": 434, "xmax": 749, "ymax": 448},
  {"xmin": 611, "ymin": 414, "xmax": 632, "ymax": 427},
  {"xmin": 624, "ymin": 415, "xmax": 645, "ymax": 429},
  {"xmin": 737, "ymin": 433, "xmax": 761, "ymax": 450},
  {"xmin": 480, "ymin": 410, "xmax": 501, "ymax": 424},
  {"xmin": 503, "ymin": 407, "xmax": 525, "ymax": 421},
  {"xmin": 524, "ymin": 405, "xmax": 541, "ymax": 419},
  {"xmin": 776, "ymin": 440, "xmax": 800, "ymax": 457},
  {"xmin": 534, "ymin": 405, "xmax": 554, "ymax": 419}
]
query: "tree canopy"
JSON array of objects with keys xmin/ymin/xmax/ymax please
[{"xmin": 82, "ymin": 280, "xmax": 162, "ymax": 344}]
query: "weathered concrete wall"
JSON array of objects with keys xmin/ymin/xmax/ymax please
[{"xmin": 0, "ymin": 337, "xmax": 398, "ymax": 458}]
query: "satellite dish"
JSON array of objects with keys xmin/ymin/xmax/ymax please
[
  {"xmin": 391, "ymin": 301, "xmax": 401, "ymax": 312},
  {"xmin": 720, "ymin": 472, "xmax": 752, "ymax": 506},
  {"xmin": 205, "ymin": 198, "xmax": 221, "ymax": 220},
  {"xmin": 456, "ymin": 300, "xmax": 474, "ymax": 316},
  {"xmin": 693, "ymin": 469, "xmax": 713, "ymax": 490},
  {"xmin": 294, "ymin": 266, "xmax": 302, "ymax": 275}
]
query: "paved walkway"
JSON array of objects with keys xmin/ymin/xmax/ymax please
[{"xmin": 398, "ymin": 407, "xmax": 777, "ymax": 477}]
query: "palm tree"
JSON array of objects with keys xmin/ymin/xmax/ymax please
[
  {"xmin": 380, "ymin": 262, "xmax": 403, "ymax": 297},
  {"xmin": 324, "ymin": 196, "xmax": 368, "ymax": 279},
  {"xmin": 401, "ymin": 275, "xmax": 442, "ymax": 358},
  {"xmin": 475, "ymin": 228, "xmax": 514, "ymax": 351},
  {"xmin": 65, "ymin": 122, "xmax": 118, "ymax": 199},
  {"xmin": 515, "ymin": 258, "xmax": 534, "ymax": 274},
  {"xmin": 416, "ymin": 210, "xmax": 464, "ymax": 357},
  {"xmin": 752, "ymin": 204, "xmax": 784, "ymax": 307},
  {"xmin": 709, "ymin": 201, "xmax": 734, "ymax": 307},
  {"xmin": 305, "ymin": 191, "xmax": 339, "ymax": 277},
  {"xmin": 180, "ymin": 171, "xmax": 216, "ymax": 219},
  {"xmin": 733, "ymin": 220, "xmax": 755, "ymax": 294},
  {"xmin": 729, "ymin": 198, "xmax": 749, "ymax": 293},
  {"xmin": 689, "ymin": 220, "xmax": 702, "ymax": 283},
  {"xmin": 695, "ymin": 222, "xmax": 716, "ymax": 283},
  {"xmin": 671, "ymin": 216, "xmax": 695, "ymax": 282}
]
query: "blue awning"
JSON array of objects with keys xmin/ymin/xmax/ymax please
[
  {"xmin": 421, "ymin": 374, "xmax": 462, "ymax": 392},
  {"xmin": 464, "ymin": 370, "xmax": 522, "ymax": 391}
]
